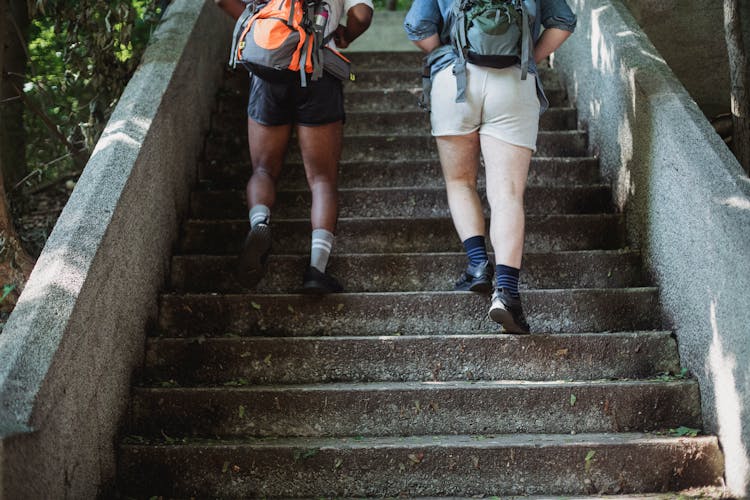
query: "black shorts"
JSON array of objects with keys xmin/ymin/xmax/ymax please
[{"xmin": 247, "ymin": 72, "xmax": 345, "ymax": 126}]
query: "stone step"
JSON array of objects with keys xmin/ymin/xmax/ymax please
[
  {"xmin": 208, "ymin": 107, "xmax": 578, "ymax": 139},
  {"xmin": 169, "ymin": 251, "xmax": 645, "ymax": 293},
  {"xmin": 198, "ymin": 157, "xmax": 601, "ymax": 189},
  {"xmin": 142, "ymin": 331, "xmax": 680, "ymax": 385},
  {"xmin": 218, "ymin": 63, "xmax": 562, "ymax": 91},
  {"xmin": 203, "ymin": 131, "xmax": 588, "ymax": 162},
  {"xmin": 157, "ymin": 288, "xmax": 660, "ymax": 337},
  {"xmin": 189, "ymin": 185, "xmax": 611, "ymax": 220},
  {"xmin": 128, "ymin": 379, "xmax": 701, "ymax": 438},
  {"xmin": 178, "ymin": 215, "xmax": 627, "ymax": 255},
  {"xmin": 347, "ymin": 67, "xmax": 562, "ymax": 89},
  {"xmin": 117, "ymin": 433, "xmax": 723, "ymax": 497},
  {"xmin": 214, "ymin": 86, "xmax": 568, "ymax": 116}
]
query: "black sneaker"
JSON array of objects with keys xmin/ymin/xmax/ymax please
[
  {"xmin": 302, "ymin": 266, "xmax": 343, "ymax": 294},
  {"xmin": 488, "ymin": 287, "xmax": 530, "ymax": 334},
  {"xmin": 236, "ymin": 223, "xmax": 272, "ymax": 288},
  {"xmin": 454, "ymin": 260, "xmax": 493, "ymax": 293}
]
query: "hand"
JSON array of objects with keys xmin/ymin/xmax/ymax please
[{"xmin": 333, "ymin": 25, "xmax": 349, "ymax": 48}]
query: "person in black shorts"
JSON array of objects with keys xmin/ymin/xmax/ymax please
[{"xmin": 216, "ymin": 0, "xmax": 373, "ymax": 293}]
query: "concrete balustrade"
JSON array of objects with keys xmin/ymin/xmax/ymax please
[
  {"xmin": 0, "ymin": 1, "xmax": 230, "ymax": 497},
  {"xmin": 555, "ymin": 1, "xmax": 750, "ymax": 495}
]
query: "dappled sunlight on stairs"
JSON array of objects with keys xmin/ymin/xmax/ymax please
[{"xmin": 116, "ymin": 52, "xmax": 724, "ymax": 497}]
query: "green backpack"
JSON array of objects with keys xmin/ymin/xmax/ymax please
[{"xmin": 450, "ymin": 0, "xmax": 532, "ymax": 102}]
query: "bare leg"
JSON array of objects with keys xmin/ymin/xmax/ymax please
[
  {"xmin": 296, "ymin": 121, "xmax": 343, "ymax": 232},
  {"xmin": 236, "ymin": 118, "xmax": 292, "ymax": 288},
  {"xmin": 295, "ymin": 121, "xmax": 344, "ymax": 293},
  {"xmin": 246, "ymin": 117, "xmax": 293, "ymax": 210},
  {"xmin": 435, "ymin": 133, "xmax": 484, "ymax": 241},
  {"xmin": 480, "ymin": 134, "xmax": 532, "ymax": 269}
]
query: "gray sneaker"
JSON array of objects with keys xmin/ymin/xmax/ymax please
[
  {"xmin": 236, "ymin": 223, "xmax": 272, "ymax": 289},
  {"xmin": 488, "ymin": 287, "xmax": 530, "ymax": 334}
]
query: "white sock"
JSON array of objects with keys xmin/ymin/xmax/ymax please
[
  {"xmin": 249, "ymin": 204, "xmax": 270, "ymax": 228},
  {"xmin": 310, "ymin": 228, "xmax": 334, "ymax": 272}
]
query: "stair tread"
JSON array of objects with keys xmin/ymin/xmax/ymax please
[
  {"xmin": 121, "ymin": 431, "xmax": 716, "ymax": 448},
  {"xmin": 135, "ymin": 379, "xmax": 696, "ymax": 390}
]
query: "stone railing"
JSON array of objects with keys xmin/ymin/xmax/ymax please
[
  {"xmin": 555, "ymin": 1, "xmax": 750, "ymax": 495},
  {"xmin": 0, "ymin": 1, "xmax": 230, "ymax": 497}
]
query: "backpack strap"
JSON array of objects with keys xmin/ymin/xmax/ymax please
[
  {"xmin": 451, "ymin": 1, "xmax": 471, "ymax": 103},
  {"xmin": 310, "ymin": 3, "xmax": 327, "ymax": 81},
  {"xmin": 288, "ymin": 0, "xmax": 296, "ymax": 26},
  {"xmin": 519, "ymin": 0, "xmax": 529, "ymax": 80}
]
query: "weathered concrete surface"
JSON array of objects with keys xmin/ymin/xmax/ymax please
[
  {"xmin": 169, "ymin": 250, "xmax": 645, "ymax": 293},
  {"xmin": 179, "ymin": 215, "xmax": 627, "ymax": 254},
  {"xmin": 157, "ymin": 289, "xmax": 661, "ymax": 337},
  {"xmin": 117, "ymin": 433, "xmax": 723, "ymax": 497},
  {"xmin": 129, "ymin": 380, "xmax": 702, "ymax": 437},
  {"xmin": 190, "ymin": 185, "xmax": 609, "ymax": 219},
  {"xmin": 622, "ymin": 0, "xmax": 750, "ymax": 119},
  {"xmin": 0, "ymin": 1, "xmax": 231, "ymax": 497},
  {"xmin": 555, "ymin": 1, "xmax": 750, "ymax": 495},
  {"xmin": 201, "ymin": 157, "xmax": 599, "ymax": 188},
  {"xmin": 142, "ymin": 331, "xmax": 680, "ymax": 384}
]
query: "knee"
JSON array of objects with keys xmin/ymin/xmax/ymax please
[
  {"xmin": 444, "ymin": 175, "xmax": 477, "ymax": 191},
  {"xmin": 306, "ymin": 171, "xmax": 337, "ymax": 190},
  {"xmin": 487, "ymin": 181, "xmax": 525, "ymax": 206},
  {"xmin": 251, "ymin": 164, "xmax": 280, "ymax": 183}
]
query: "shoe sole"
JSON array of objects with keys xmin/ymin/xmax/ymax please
[
  {"xmin": 489, "ymin": 304, "xmax": 530, "ymax": 334},
  {"xmin": 237, "ymin": 225, "xmax": 272, "ymax": 288},
  {"xmin": 454, "ymin": 278, "xmax": 493, "ymax": 294},
  {"xmin": 468, "ymin": 280, "xmax": 493, "ymax": 294},
  {"xmin": 301, "ymin": 280, "xmax": 342, "ymax": 295}
]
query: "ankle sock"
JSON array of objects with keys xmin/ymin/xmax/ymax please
[
  {"xmin": 310, "ymin": 228, "xmax": 334, "ymax": 273},
  {"xmin": 496, "ymin": 264, "xmax": 520, "ymax": 298},
  {"xmin": 249, "ymin": 204, "xmax": 270, "ymax": 228},
  {"xmin": 462, "ymin": 235, "xmax": 489, "ymax": 267}
]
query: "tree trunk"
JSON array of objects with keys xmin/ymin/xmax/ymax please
[
  {"xmin": 0, "ymin": 0, "xmax": 27, "ymax": 187},
  {"xmin": 386, "ymin": 0, "xmax": 397, "ymax": 11},
  {"xmin": 0, "ymin": 0, "xmax": 33, "ymax": 313},
  {"xmin": 724, "ymin": 0, "xmax": 750, "ymax": 174}
]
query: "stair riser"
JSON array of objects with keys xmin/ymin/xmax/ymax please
[
  {"xmin": 203, "ymin": 132, "xmax": 588, "ymax": 162},
  {"xmin": 129, "ymin": 382, "xmax": 701, "ymax": 437},
  {"xmin": 179, "ymin": 216, "xmax": 626, "ymax": 255},
  {"xmin": 199, "ymin": 158, "xmax": 600, "ymax": 189},
  {"xmin": 117, "ymin": 438, "xmax": 723, "ymax": 497},
  {"xmin": 209, "ymin": 107, "xmax": 577, "ymax": 136},
  {"xmin": 169, "ymin": 252, "xmax": 645, "ymax": 293},
  {"xmin": 143, "ymin": 333, "xmax": 680, "ymax": 384},
  {"xmin": 157, "ymin": 289, "xmax": 660, "ymax": 337},
  {"xmin": 346, "ymin": 68, "xmax": 562, "ymax": 89},
  {"xmin": 189, "ymin": 186, "xmax": 611, "ymax": 219},
  {"xmin": 216, "ymin": 86, "xmax": 568, "ymax": 115}
]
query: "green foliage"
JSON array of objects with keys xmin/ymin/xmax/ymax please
[
  {"xmin": 669, "ymin": 426, "xmax": 701, "ymax": 437},
  {"xmin": 372, "ymin": 0, "xmax": 412, "ymax": 11},
  {"xmin": 21, "ymin": 1, "xmax": 161, "ymax": 187}
]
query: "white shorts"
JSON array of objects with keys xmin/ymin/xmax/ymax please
[{"xmin": 430, "ymin": 63, "xmax": 541, "ymax": 152}]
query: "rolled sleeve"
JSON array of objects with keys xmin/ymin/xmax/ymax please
[
  {"xmin": 540, "ymin": 0, "xmax": 577, "ymax": 32},
  {"xmin": 404, "ymin": 0, "xmax": 441, "ymax": 41}
]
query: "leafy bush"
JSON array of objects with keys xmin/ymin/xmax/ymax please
[{"xmin": 22, "ymin": 1, "xmax": 161, "ymax": 187}]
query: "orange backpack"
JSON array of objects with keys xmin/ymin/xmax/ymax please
[{"xmin": 229, "ymin": 0, "xmax": 351, "ymax": 85}]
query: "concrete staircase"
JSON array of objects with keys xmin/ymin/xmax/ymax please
[{"xmin": 116, "ymin": 52, "xmax": 724, "ymax": 497}]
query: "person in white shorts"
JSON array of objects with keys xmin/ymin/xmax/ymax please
[{"xmin": 404, "ymin": 0, "xmax": 577, "ymax": 333}]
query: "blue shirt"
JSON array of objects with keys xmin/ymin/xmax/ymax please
[{"xmin": 404, "ymin": 0, "xmax": 577, "ymax": 113}]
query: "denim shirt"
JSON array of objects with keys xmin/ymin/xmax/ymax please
[{"xmin": 404, "ymin": 0, "xmax": 577, "ymax": 113}]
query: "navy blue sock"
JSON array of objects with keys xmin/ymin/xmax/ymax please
[
  {"xmin": 496, "ymin": 264, "xmax": 521, "ymax": 298},
  {"xmin": 462, "ymin": 235, "xmax": 488, "ymax": 267}
]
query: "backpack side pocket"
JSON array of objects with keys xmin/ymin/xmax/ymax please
[{"xmin": 322, "ymin": 47, "xmax": 354, "ymax": 82}]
